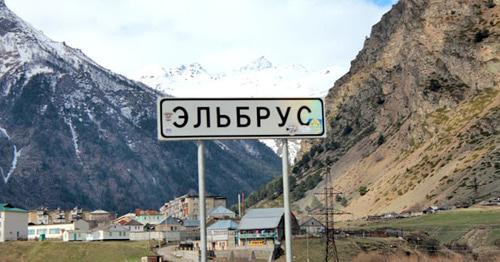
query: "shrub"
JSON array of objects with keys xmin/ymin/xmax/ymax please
[
  {"xmin": 358, "ymin": 186, "xmax": 368, "ymax": 196},
  {"xmin": 486, "ymin": 0, "xmax": 496, "ymax": 8},
  {"xmin": 342, "ymin": 125, "xmax": 353, "ymax": 136},
  {"xmin": 377, "ymin": 134, "xmax": 385, "ymax": 145},
  {"xmin": 474, "ymin": 29, "xmax": 490, "ymax": 43}
]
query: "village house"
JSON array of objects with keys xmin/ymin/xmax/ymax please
[
  {"xmin": 62, "ymin": 229, "xmax": 90, "ymax": 241},
  {"xmin": 28, "ymin": 219, "xmax": 90, "ymax": 240},
  {"xmin": 28, "ymin": 208, "xmax": 49, "ymax": 225},
  {"xmin": 208, "ymin": 206, "xmax": 236, "ymax": 220},
  {"xmin": 160, "ymin": 193, "xmax": 227, "ymax": 219},
  {"xmin": 136, "ymin": 213, "xmax": 164, "ymax": 225},
  {"xmin": 299, "ymin": 216, "xmax": 325, "ymax": 236},
  {"xmin": 118, "ymin": 219, "xmax": 144, "ymax": 232},
  {"xmin": 88, "ymin": 209, "xmax": 115, "ymax": 222},
  {"xmin": 237, "ymin": 208, "xmax": 299, "ymax": 248},
  {"xmin": 113, "ymin": 213, "xmax": 136, "ymax": 224},
  {"xmin": 207, "ymin": 220, "xmax": 238, "ymax": 251},
  {"xmin": 156, "ymin": 216, "xmax": 184, "ymax": 232},
  {"xmin": 86, "ymin": 224, "xmax": 129, "ymax": 241},
  {"xmin": 0, "ymin": 203, "xmax": 28, "ymax": 242},
  {"xmin": 63, "ymin": 224, "xmax": 129, "ymax": 241},
  {"xmin": 28, "ymin": 207, "xmax": 88, "ymax": 225},
  {"xmin": 182, "ymin": 218, "xmax": 200, "ymax": 232}
]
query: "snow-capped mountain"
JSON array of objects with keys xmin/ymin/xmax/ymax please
[
  {"xmin": 0, "ymin": 1, "xmax": 281, "ymax": 212},
  {"xmin": 135, "ymin": 56, "xmax": 346, "ymax": 162},
  {"xmin": 135, "ymin": 56, "xmax": 345, "ymax": 98}
]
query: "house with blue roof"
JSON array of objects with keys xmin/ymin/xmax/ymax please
[
  {"xmin": 207, "ymin": 220, "xmax": 239, "ymax": 251},
  {"xmin": 208, "ymin": 205, "xmax": 236, "ymax": 219},
  {"xmin": 156, "ymin": 216, "xmax": 184, "ymax": 232},
  {"xmin": 0, "ymin": 203, "xmax": 28, "ymax": 242}
]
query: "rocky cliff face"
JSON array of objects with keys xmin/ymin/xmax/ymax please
[
  {"xmin": 0, "ymin": 3, "xmax": 280, "ymax": 212},
  {"xmin": 273, "ymin": 0, "xmax": 499, "ymax": 218}
]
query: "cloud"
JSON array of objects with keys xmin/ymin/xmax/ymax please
[{"xmin": 6, "ymin": 0, "xmax": 394, "ymax": 76}]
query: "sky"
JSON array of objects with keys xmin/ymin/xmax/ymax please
[{"xmin": 6, "ymin": 0, "xmax": 395, "ymax": 77}]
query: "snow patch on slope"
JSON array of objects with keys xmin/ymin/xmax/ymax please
[
  {"xmin": 23, "ymin": 65, "xmax": 53, "ymax": 85},
  {"xmin": 65, "ymin": 118, "xmax": 81, "ymax": 160},
  {"xmin": 261, "ymin": 139, "xmax": 301, "ymax": 164},
  {"xmin": 214, "ymin": 141, "xmax": 230, "ymax": 151},
  {"xmin": 0, "ymin": 126, "xmax": 11, "ymax": 140},
  {"xmin": 0, "ymin": 126, "xmax": 21, "ymax": 183},
  {"xmin": 1, "ymin": 145, "xmax": 21, "ymax": 183}
]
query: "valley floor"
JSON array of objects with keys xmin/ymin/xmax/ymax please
[
  {"xmin": 0, "ymin": 241, "xmax": 153, "ymax": 262},
  {"xmin": 0, "ymin": 207, "xmax": 498, "ymax": 262}
]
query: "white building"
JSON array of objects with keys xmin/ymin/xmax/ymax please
[
  {"xmin": 63, "ymin": 224, "xmax": 130, "ymax": 242},
  {"xmin": 63, "ymin": 230, "xmax": 91, "ymax": 241},
  {"xmin": 86, "ymin": 224, "xmax": 129, "ymax": 241},
  {"xmin": 28, "ymin": 219, "xmax": 90, "ymax": 240},
  {"xmin": 0, "ymin": 203, "xmax": 28, "ymax": 242}
]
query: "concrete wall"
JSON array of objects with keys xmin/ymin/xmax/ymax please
[
  {"xmin": 130, "ymin": 231, "xmax": 169, "ymax": 241},
  {"xmin": 0, "ymin": 211, "xmax": 28, "ymax": 242},
  {"xmin": 130, "ymin": 231, "xmax": 199, "ymax": 242}
]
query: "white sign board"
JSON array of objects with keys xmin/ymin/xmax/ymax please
[{"xmin": 157, "ymin": 98, "xmax": 326, "ymax": 140}]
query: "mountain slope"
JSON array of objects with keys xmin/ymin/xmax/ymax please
[
  {"xmin": 0, "ymin": 1, "xmax": 280, "ymax": 213},
  {"xmin": 254, "ymin": 0, "xmax": 499, "ymax": 218}
]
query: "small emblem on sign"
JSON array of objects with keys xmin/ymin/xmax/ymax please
[
  {"xmin": 310, "ymin": 119, "xmax": 321, "ymax": 127},
  {"xmin": 164, "ymin": 112, "xmax": 173, "ymax": 122}
]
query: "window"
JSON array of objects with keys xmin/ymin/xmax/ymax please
[
  {"xmin": 28, "ymin": 229, "xmax": 35, "ymax": 235},
  {"xmin": 49, "ymin": 228, "xmax": 60, "ymax": 234},
  {"xmin": 109, "ymin": 232, "xmax": 112, "ymax": 236},
  {"xmin": 37, "ymin": 229, "xmax": 47, "ymax": 235}
]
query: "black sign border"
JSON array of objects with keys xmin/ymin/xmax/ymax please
[{"xmin": 158, "ymin": 97, "xmax": 326, "ymax": 140}]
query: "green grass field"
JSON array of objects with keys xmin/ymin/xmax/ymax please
[
  {"xmin": 282, "ymin": 237, "xmax": 407, "ymax": 262},
  {"xmin": 339, "ymin": 207, "xmax": 500, "ymax": 245},
  {"xmin": 0, "ymin": 241, "xmax": 154, "ymax": 262}
]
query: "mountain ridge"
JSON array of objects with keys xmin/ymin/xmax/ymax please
[
  {"xmin": 251, "ymin": 0, "xmax": 499, "ymax": 218},
  {"xmin": 0, "ymin": 2, "xmax": 281, "ymax": 212}
]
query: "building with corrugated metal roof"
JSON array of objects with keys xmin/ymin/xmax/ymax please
[
  {"xmin": 208, "ymin": 205, "xmax": 236, "ymax": 219},
  {"xmin": 207, "ymin": 220, "xmax": 239, "ymax": 250},
  {"xmin": 237, "ymin": 208, "xmax": 298, "ymax": 248}
]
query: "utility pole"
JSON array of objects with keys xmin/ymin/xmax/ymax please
[{"xmin": 315, "ymin": 173, "xmax": 341, "ymax": 262}]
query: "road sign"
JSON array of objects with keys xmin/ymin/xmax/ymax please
[{"xmin": 157, "ymin": 98, "xmax": 326, "ymax": 140}]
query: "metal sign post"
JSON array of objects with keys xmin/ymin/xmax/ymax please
[
  {"xmin": 281, "ymin": 139, "xmax": 293, "ymax": 262},
  {"xmin": 198, "ymin": 140, "xmax": 207, "ymax": 262}
]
